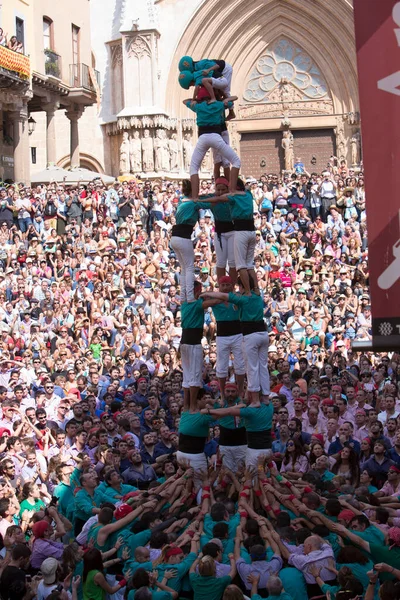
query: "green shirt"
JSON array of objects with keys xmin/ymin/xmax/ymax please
[
  {"xmin": 210, "ymin": 203, "xmax": 232, "ymax": 223},
  {"xmin": 239, "ymin": 404, "xmax": 273, "ymax": 432},
  {"xmin": 179, "ymin": 411, "xmax": 214, "ymax": 437},
  {"xmin": 181, "ymin": 298, "xmax": 204, "ymax": 330},
  {"xmin": 19, "ymin": 498, "xmax": 45, "ymax": 518},
  {"xmin": 175, "ymin": 199, "xmax": 211, "ymax": 226},
  {"xmin": 189, "ymin": 573, "xmax": 231, "ymax": 600},
  {"xmin": 216, "ymin": 399, "xmax": 244, "ymax": 430},
  {"xmin": 336, "ymin": 560, "xmax": 374, "ymax": 591},
  {"xmin": 96, "ymin": 482, "xmax": 137, "ymax": 505},
  {"xmin": 54, "ymin": 482, "xmax": 75, "ymax": 522},
  {"xmin": 228, "ymin": 292, "xmax": 264, "ymax": 322},
  {"xmin": 212, "ymin": 302, "xmax": 240, "ymax": 324},
  {"xmin": 349, "ymin": 525, "xmax": 385, "ymax": 546},
  {"xmin": 128, "ymin": 589, "xmax": 172, "ymax": 600},
  {"xmin": 83, "ymin": 570, "xmax": 104, "ymax": 600},
  {"xmin": 123, "ymin": 559, "xmax": 152, "ymax": 577},
  {"xmin": 157, "ymin": 552, "xmax": 197, "ymax": 591},
  {"xmin": 185, "ymin": 100, "xmax": 229, "ymax": 128},
  {"xmin": 369, "ymin": 543, "xmax": 400, "ymax": 581},
  {"xmin": 193, "ymin": 59, "xmax": 220, "ymax": 85},
  {"xmin": 279, "ymin": 567, "xmax": 308, "ymax": 600},
  {"xmin": 75, "ymin": 489, "xmax": 98, "ymax": 521},
  {"xmin": 227, "ymin": 190, "xmax": 254, "ymax": 221}
]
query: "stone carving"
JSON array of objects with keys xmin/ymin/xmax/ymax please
[
  {"xmin": 141, "ymin": 129, "xmax": 154, "ymax": 172},
  {"xmin": 154, "ymin": 129, "xmax": 169, "ymax": 172},
  {"xmin": 127, "ymin": 35, "xmax": 151, "ymax": 59},
  {"xmin": 351, "ymin": 130, "xmax": 361, "ymax": 166},
  {"xmin": 335, "ymin": 117, "xmax": 346, "ymax": 162},
  {"xmin": 154, "ymin": 129, "xmax": 163, "ymax": 172},
  {"xmin": 111, "ymin": 44, "xmax": 123, "ymax": 68},
  {"xmin": 130, "ymin": 130, "xmax": 142, "ymax": 173},
  {"xmin": 160, "ymin": 130, "xmax": 170, "ymax": 171},
  {"xmin": 237, "ymin": 100, "xmax": 333, "ymax": 120},
  {"xmin": 182, "ymin": 133, "xmax": 193, "ymax": 172},
  {"xmin": 169, "ymin": 133, "xmax": 179, "ymax": 172},
  {"xmin": 243, "ymin": 37, "xmax": 331, "ymax": 104},
  {"xmin": 282, "ymin": 130, "xmax": 294, "ymax": 171},
  {"xmin": 119, "ymin": 131, "xmax": 131, "ymax": 175},
  {"xmin": 228, "ymin": 122, "xmax": 240, "ymax": 155}
]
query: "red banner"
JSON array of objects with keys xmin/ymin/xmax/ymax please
[{"xmin": 354, "ymin": 0, "xmax": 400, "ymax": 348}]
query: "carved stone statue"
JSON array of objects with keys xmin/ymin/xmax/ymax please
[
  {"xmin": 182, "ymin": 133, "xmax": 193, "ymax": 172},
  {"xmin": 141, "ymin": 129, "xmax": 154, "ymax": 172},
  {"xmin": 351, "ymin": 130, "xmax": 361, "ymax": 166},
  {"xmin": 129, "ymin": 130, "xmax": 142, "ymax": 173},
  {"xmin": 169, "ymin": 133, "xmax": 179, "ymax": 172},
  {"xmin": 335, "ymin": 118, "xmax": 346, "ymax": 162},
  {"xmin": 160, "ymin": 130, "xmax": 170, "ymax": 172},
  {"xmin": 282, "ymin": 130, "xmax": 294, "ymax": 171},
  {"xmin": 119, "ymin": 131, "xmax": 130, "ymax": 175},
  {"xmin": 154, "ymin": 129, "xmax": 164, "ymax": 172}
]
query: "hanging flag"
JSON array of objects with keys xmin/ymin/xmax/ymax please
[{"xmin": 354, "ymin": 0, "xmax": 400, "ymax": 349}]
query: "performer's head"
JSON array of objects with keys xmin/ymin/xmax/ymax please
[
  {"xmin": 236, "ymin": 178, "xmax": 245, "ymax": 192},
  {"xmin": 178, "ymin": 70, "xmax": 194, "ymax": 89},
  {"xmin": 224, "ymin": 382, "xmax": 238, "ymax": 401},
  {"xmin": 182, "ymin": 179, "xmax": 192, "ymax": 197},
  {"xmin": 179, "ymin": 56, "xmax": 194, "ymax": 72},
  {"xmin": 194, "ymin": 280, "xmax": 202, "ymax": 299},
  {"xmin": 215, "ymin": 177, "xmax": 229, "ymax": 196},
  {"xmin": 218, "ymin": 275, "xmax": 233, "ymax": 293}
]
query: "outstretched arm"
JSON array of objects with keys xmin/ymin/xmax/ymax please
[{"xmin": 200, "ymin": 292, "xmax": 229, "ymax": 302}]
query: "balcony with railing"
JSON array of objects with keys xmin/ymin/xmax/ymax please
[
  {"xmin": 44, "ymin": 49, "xmax": 62, "ymax": 78},
  {"xmin": 0, "ymin": 44, "xmax": 30, "ymax": 90},
  {"xmin": 70, "ymin": 63, "xmax": 100, "ymax": 91}
]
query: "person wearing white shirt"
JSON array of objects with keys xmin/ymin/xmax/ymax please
[
  {"xmin": 287, "ymin": 535, "xmax": 336, "ymax": 597},
  {"xmin": 378, "ymin": 395, "xmax": 399, "ymax": 426}
]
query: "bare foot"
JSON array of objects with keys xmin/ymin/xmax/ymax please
[{"xmin": 226, "ymin": 110, "xmax": 236, "ymax": 121}]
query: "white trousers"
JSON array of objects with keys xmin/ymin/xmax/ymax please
[
  {"xmin": 210, "ymin": 63, "xmax": 233, "ymax": 96},
  {"xmin": 246, "ymin": 447, "xmax": 273, "ymax": 468},
  {"xmin": 219, "ymin": 444, "xmax": 247, "ymax": 471},
  {"xmin": 234, "ymin": 230, "xmax": 256, "ymax": 270},
  {"xmin": 216, "ymin": 332, "xmax": 246, "ymax": 377},
  {"xmin": 177, "ymin": 450, "xmax": 207, "ymax": 487},
  {"xmin": 181, "ymin": 343, "xmax": 203, "ymax": 388},
  {"xmin": 213, "ymin": 130, "xmax": 231, "ymax": 168},
  {"xmin": 215, "ymin": 229, "xmax": 236, "ymax": 269},
  {"xmin": 170, "ymin": 236, "xmax": 194, "ymax": 302},
  {"xmin": 190, "ymin": 133, "xmax": 240, "ymax": 176},
  {"xmin": 243, "ymin": 331, "xmax": 270, "ymax": 393}
]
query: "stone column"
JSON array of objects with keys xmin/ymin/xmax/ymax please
[
  {"xmin": 66, "ymin": 107, "xmax": 84, "ymax": 169},
  {"xmin": 11, "ymin": 108, "xmax": 29, "ymax": 184},
  {"xmin": 43, "ymin": 101, "xmax": 60, "ymax": 167}
]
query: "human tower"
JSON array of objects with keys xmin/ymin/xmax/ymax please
[{"xmin": 174, "ymin": 55, "xmax": 273, "ymax": 475}]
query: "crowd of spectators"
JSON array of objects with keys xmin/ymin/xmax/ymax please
[{"xmin": 0, "ymin": 160, "xmax": 397, "ymax": 600}]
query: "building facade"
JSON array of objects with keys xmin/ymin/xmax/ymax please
[
  {"xmin": 0, "ymin": 0, "xmax": 101, "ymax": 184},
  {"xmin": 91, "ymin": 0, "xmax": 361, "ymax": 180}
]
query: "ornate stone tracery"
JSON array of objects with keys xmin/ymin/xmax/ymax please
[
  {"xmin": 243, "ymin": 37, "xmax": 332, "ymax": 105},
  {"xmin": 126, "ymin": 35, "xmax": 151, "ymax": 59}
]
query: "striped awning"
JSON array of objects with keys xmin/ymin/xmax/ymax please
[{"xmin": 0, "ymin": 45, "xmax": 30, "ymax": 79}]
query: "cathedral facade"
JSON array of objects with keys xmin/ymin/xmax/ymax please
[{"xmin": 91, "ymin": 0, "xmax": 360, "ymax": 179}]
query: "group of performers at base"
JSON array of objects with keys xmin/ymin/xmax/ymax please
[{"xmin": 176, "ymin": 54, "xmax": 272, "ymax": 483}]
